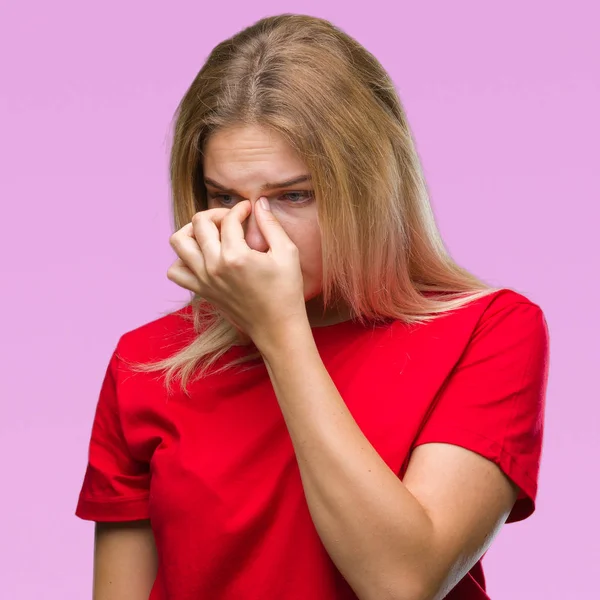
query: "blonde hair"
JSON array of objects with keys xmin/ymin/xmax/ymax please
[{"xmin": 124, "ymin": 13, "xmax": 499, "ymax": 395}]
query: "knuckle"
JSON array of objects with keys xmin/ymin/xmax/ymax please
[
  {"xmin": 221, "ymin": 252, "xmax": 244, "ymax": 268},
  {"xmin": 169, "ymin": 232, "xmax": 183, "ymax": 249},
  {"xmin": 204, "ymin": 261, "xmax": 221, "ymax": 277},
  {"xmin": 166, "ymin": 265, "xmax": 177, "ymax": 281}
]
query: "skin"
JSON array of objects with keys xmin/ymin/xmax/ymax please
[
  {"xmin": 164, "ymin": 200, "xmax": 521, "ymax": 600},
  {"xmin": 202, "ymin": 124, "xmax": 352, "ymax": 328},
  {"xmin": 93, "ymin": 520, "xmax": 157, "ymax": 599},
  {"xmin": 257, "ymin": 333, "xmax": 520, "ymax": 600},
  {"xmin": 93, "ymin": 124, "xmax": 351, "ymax": 598},
  {"xmin": 93, "ymin": 124, "xmax": 520, "ymax": 599}
]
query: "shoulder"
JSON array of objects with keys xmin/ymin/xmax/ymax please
[
  {"xmin": 114, "ymin": 303, "xmax": 196, "ymax": 364},
  {"xmin": 408, "ymin": 287, "xmax": 549, "ymax": 366},
  {"xmin": 466, "ymin": 287, "xmax": 547, "ymax": 340},
  {"xmin": 439, "ymin": 287, "xmax": 549, "ymax": 374},
  {"xmin": 436, "ymin": 287, "xmax": 547, "ymax": 336},
  {"xmin": 454, "ymin": 286, "xmax": 543, "ymax": 317},
  {"xmin": 478, "ymin": 287, "xmax": 543, "ymax": 314}
]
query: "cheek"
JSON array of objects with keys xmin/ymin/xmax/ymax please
[{"xmin": 293, "ymin": 230, "xmax": 323, "ymax": 297}]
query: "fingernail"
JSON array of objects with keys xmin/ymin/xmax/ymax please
[{"xmin": 259, "ymin": 197, "xmax": 270, "ymax": 211}]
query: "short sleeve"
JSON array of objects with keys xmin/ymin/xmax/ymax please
[
  {"xmin": 413, "ymin": 300, "xmax": 550, "ymax": 523},
  {"xmin": 75, "ymin": 347, "xmax": 151, "ymax": 522}
]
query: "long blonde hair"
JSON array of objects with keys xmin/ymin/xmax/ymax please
[{"xmin": 124, "ymin": 13, "xmax": 499, "ymax": 395}]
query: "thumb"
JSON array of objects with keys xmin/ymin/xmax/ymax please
[{"xmin": 255, "ymin": 196, "xmax": 292, "ymax": 252}]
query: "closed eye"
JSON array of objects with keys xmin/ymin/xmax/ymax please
[{"xmin": 207, "ymin": 191, "xmax": 313, "ymax": 207}]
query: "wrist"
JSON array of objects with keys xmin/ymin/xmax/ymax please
[{"xmin": 253, "ymin": 316, "xmax": 314, "ymax": 361}]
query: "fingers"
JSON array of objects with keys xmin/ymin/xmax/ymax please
[
  {"xmin": 168, "ymin": 201, "xmax": 253, "ymax": 287},
  {"xmin": 169, "ymin": 204, "xmax": 230, "ymax": 276},
  {"xmin": 169, "ymin": 223, "xmax": 206, "ymax": 276},
  {"xmin": 166, "ymin": 257, "xmax": 202, "ymax": 294},
  {"xmin": 190, "ymin": 211, "xmax": 223, "ymax": 263},
  {"xmin": 219, "ymin": 201, "xmax": 252, "ymax": 256},
  {"xmin": 241, "ymin": 197, "xmax": 295, "ymax": 257}
]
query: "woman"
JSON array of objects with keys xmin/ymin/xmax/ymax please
[{"xmin": 76, "ymin": 13, "xmax": 550, "ymax": 600}]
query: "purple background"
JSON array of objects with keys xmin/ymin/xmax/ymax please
[{"xmin": 1, "ymin": 1, "xmax": 598, "ymax": 598}]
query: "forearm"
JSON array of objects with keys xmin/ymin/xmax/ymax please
[{"xmin": 258, "ymin": 322, "xmax": 438, "ymax": 600}]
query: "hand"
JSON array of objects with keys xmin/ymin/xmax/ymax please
[{"xmin": 167, "ymin": 198, "xmax": 309, "ymax": 348}]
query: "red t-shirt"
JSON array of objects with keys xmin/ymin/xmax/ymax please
[{"xmin": 76, "ymin": 288, "xmax": 550, "ymax": 599}]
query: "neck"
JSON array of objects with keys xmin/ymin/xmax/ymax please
[{"xmin": 305, "ymin": 295, "xmax": 352, "ymax": 328}]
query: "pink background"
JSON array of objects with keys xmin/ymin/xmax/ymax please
[{"xmin": 1, "ymin": 1, "xmax": 598, "ymax": 598}]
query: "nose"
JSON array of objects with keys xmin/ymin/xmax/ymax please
[{"xmin": 242, "ymin": 200, "xmax": 269, "ymax": 253}]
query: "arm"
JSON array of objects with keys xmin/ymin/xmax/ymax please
[
  {"xmin": 258, "ymin": 322, "xmax": 519, "ymax": 600},
  {"xmin": 93, "ymin": 520, "xmax": 158, "ymax": 600}
]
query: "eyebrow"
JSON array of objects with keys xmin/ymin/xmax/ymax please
[{"xmin": 204, "ymin": 174, "xmax": 312, "ymax": 194}]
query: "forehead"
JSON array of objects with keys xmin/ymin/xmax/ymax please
[{"xmin": 202, "ymin": 125, "xmax": 307, "ymax": 183}]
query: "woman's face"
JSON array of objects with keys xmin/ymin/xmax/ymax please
[{"xmin": 202, "ymin": 124, "xmax": 347, "ymax": 325}]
